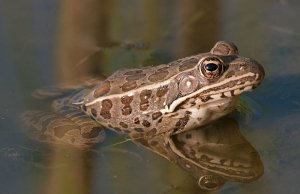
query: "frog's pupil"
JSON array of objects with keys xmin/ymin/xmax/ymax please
[{"xmin": 205, "ymin": 63, "xmax": 218, "ymax": 71}]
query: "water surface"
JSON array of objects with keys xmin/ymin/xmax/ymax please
[{"xmin": 0, "ymin": 1, "xmax": 300, "ymax": 194}]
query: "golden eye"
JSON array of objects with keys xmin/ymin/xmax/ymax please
[{"xmin": 200, "ymin": 57, "xmax": 223, "ymax": 79}]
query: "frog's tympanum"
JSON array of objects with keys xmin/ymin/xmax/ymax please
[{"xmin": 22, "ymin": 41, "xmax": 265, "ymax": 190}]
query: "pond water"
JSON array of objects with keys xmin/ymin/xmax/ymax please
[{"xmin": 1, "ymin": 0, "xmax": 300, "ymax": 194}]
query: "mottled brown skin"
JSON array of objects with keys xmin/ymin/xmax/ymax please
[
  {"xmin": 79, "ymin": 41, "xmax": 264, "ymax": 139},
  {"xmin": 80, "ymin": 59, "xmax": 203, "ymax": 137},
  {"xmin": 22, "ymin": 41, "xmax": 264, "ymax": 148},
  {"xmin": 21, "ymin": 41, "xmax": 265, "ymax": 191}
]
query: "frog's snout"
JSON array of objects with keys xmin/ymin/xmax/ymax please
[{"xmin": 247, "ymin": 58, "xmax": 265, "ymax": 82}]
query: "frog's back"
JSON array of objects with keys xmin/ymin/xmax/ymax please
[
  {"xmin": 78, "ymin": 41, "xmax": 264, "ymax": 138},
  {"xmin": 92, "ymin": 54, "xmax": 203, "ymax": 98}
]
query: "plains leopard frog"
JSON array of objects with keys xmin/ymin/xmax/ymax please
[
  {"xmin": 78, "ymin": 41, "xmax": 264, "ymax": 140},
  {"xmin": 23, "ymin": 41, "xmax": 265, "ymax": 147},
  {"xmin": 22, "ymin": 41, "xmax": 265, "ymax": 190}
]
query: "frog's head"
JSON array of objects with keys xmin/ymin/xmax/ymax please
[
  {"xmin": 166, "ymin": 41, "xmax": 265, "ymax": 114},
  {"xmin": 199, "ymin": 41, "xmax": 264, "ymax": 96}
]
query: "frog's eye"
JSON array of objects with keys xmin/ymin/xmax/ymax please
[
  {"xmin": 205, "ymin": 63, "xmax": 219, "ymax": 71},
  {"xmin": 200, "ymin": 57, "xmax": 224, "ymax": 79}
]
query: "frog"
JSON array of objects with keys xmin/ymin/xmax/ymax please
[{"xmin": 22, "ymin": 41, "xmax": 265, "ymax": 147}]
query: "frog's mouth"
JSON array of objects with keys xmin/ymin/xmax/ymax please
[
  {"xmin": 166, "ymin": 72, "xmax": 262, "ymax": 113},
  {"xmin": 202, "ymin": 73, "xmax": 262, "ymax": 100}
]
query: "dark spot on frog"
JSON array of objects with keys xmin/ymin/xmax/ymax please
[
  {"xmin": 148, "ymin": 70, "xmax": 169, "ymax": 82},
  {"xmin": 169, "ymin": 113, "xmax": 179, "ymax": 118},
  {"xmin": 82, "ymin": 127, "xmax": 102, "ymax": 138},
  {"xmin": 100, "ymin": 99, "xmax": 112, "ymax": 119},
  {"xmin": 136, "ymin": 138, "xmax": 149, "ymax": 147},
  {"xmin": 121, "ymin": 95, "xmax": 133, "ymax": 116},
  {"xmin": 121, "ymin": 81, "xmax": 138, "ymax": 92},
  {"xmin": 220, "ymin": 159, "xmax": 227, "ymax": 165},
  {"xmin": 211, "ymin": 41, "xmax": 238, "ymax": 55},
  {"xmin": 114, "ymin": 127, "xmax": 122, "ymax": 132},
  {"xmin": 220, "ymin": 92, "xmax": 226, "ymax": 98},
  {"xmin": 140, "ymin": 104, "xmax": 149, "ymax": 111},
  {"xmin": 82, "ymin": 105, "xmax": 87, "ymax": 112},
  {"xmin": 130, "ymin": 132, "xmax": 143, "ymax": 139},
  {"xmin": 150, "ymin": 141, "xmax": 158, "ymax": 146},
  {"xmin": 157, "ymin": 117, "xmax": 163, "ymax": 123},
  {"xmin": 134, "ymin": 117, "xmax": 140, "ymax": 124},
  {"xmin": 189, "ymin": 149, "xmax": 196, "ymax": 156},
  {"xmin": 174, "ymin": 111, "xmax": 191, "ymax": 133},
  {"xmin": 156, "ymin": 66, "xmax": 169, "ymax": 72},
  {"xmin": 237, "ymin": 81, "xmax": 245, "ymax": 86},
  {"xmin": 200, "ymin": 154, "xmax": 213, "ymax": 162},
  {"xmin": 125, "ymin": 73, "xmax": 146, "ymax": 81},
  {"xmin": 142, "ymin": 120, "xmax": 151, "ymax": 127},
  {"xmin": 134, "ymin": 128, "xmax": 144, "ymax": 133},
  {"xmin": 200, "ymin": 96, "xmax": 213, "ymax": 102},
  {"xmin": 140, "ymin": 90, "xmax": 152, "ymax": 111},
  {"xmin": 94, "ymin": 81, "xmax": 111, "ymax": 98},
  {"xmin": 178, "ymin": 58, "xmax": 198, "ymax": 72},
  {"xmin": 122, "ymin": 107, "xmax": 132, "ymax": 115},
  {"xmin": 123, "ymin": 129, "xmax": 131, "ymax": 133},
  {"xmin": 119, "ymin": 122, "xmax": 128, "ymax": 128},
  {"xmin": 91, "ymin": 108, "xmax": 97, "ymax": 117},
  {"xmin": 152, "ymin": 112, "xmax": 162, "ymax": 120},
  {"xmin": 121, "ymin": 95, "xmax": 133, "ymax": 104},
  {"xmin": 225, "ymin": 71, "xmax": 235, "ymax": 78},
  {"xmin": 230, "ymin": 90, "xmax": 235, "ymax": 96},
  {"xmin": 156, "ymin": 85, "xmax": 168, "ymax": 97},
  {"xmin": 147, "ymin": 128, "xmax": 157, "ymax": 136}
]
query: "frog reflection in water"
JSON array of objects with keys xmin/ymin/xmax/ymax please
[
  {"xmin": 134, "ymin": 117, "xmax": 264, "ymax": 191},
  {"xmin": 22, "ymin": 41, "xmax": 265, "ymax": 190}
]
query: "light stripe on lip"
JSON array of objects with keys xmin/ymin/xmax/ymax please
[
  {"xmin": 72, "ymin": 101, "xmax": 84, "ymax": 105},
  {"xmin": 164, "ymin": 72, "xmax": 258, "ymax": 113}
]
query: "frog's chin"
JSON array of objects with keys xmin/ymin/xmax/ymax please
[{"xmin": 172, "ymin": 97, "xmax": 238, "ymax": 134}]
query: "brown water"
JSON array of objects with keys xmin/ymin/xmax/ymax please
[{"xmin": 0, "ymin": 0, "xmax": 300, "ymax": 194}]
